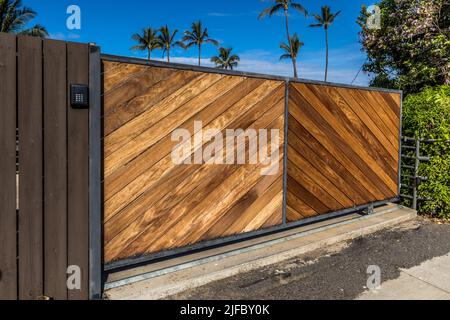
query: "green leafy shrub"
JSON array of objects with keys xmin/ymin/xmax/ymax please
[{"xmin": 402, "ymin": 85, "xmax": 450, "ymax": 218}]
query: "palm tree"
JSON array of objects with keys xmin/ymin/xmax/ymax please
[
  {"xmin": 0, "ymin": 0, "xmax": 48, "ymax": 37},
  {"xmin": 157, "ymin": 25, "xmax": 183, "ymax": 63},
  {"xmin": 131, "ymin": 27, "xmax": 161, "ymax": 60},
  {"xmin": 310, "ymin": 6, "xmax": 341, "ymax": 82},
  {"xmin": 258, "ymin": 0, "xmax": 307, "ymax": 78},
  {"xmin": 182, "ymin": 20, "xmax": 219, "ymax": 66},
  {"xmin": 211, "ymin": 47, "xmax": 240, "ymax": 70},
  {"xmin": 280, "ymin": 34, "xmax": 304, "ymax": 77}
]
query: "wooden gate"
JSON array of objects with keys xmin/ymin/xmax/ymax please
[
  {"xmin": 286, "ymin": 82, "xmax": 401, "ymax": 221},
  {"xmin": 0, "ymin": 33, "xmax": 402, "ymax": 299},
  {"xmin": 102, "ymin": 59, "xmax": 286, "ymax": 265},
  {"xmin": 0, "ymin": 33, "xmax": 101, "ymax": 300},
  {"xmin": 102, "ymin": 56, "xmax": 401, "ymax": 268}
]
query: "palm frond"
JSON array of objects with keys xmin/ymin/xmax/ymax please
[
  {"xmin": 211, "ymin": 47, "xmax": 240, "ymax": 69},
  {"xmin": 279, "ymin": 33, "xmax": 303, "ymax": 60},
  {"xmin": 205, "ymin": 38, "xmax": 219, "ymax": 46},
  {"xmin": 0, "ymin": 0, "xmax": 43, "ymax": 35},
  {"xmin": 329, "ymin": 10, "xmax": 341, "ymax": 24},
  {"xmin": 291, "ymin": 2, "xmax": 308, "ymax": 17},
  {"xmin": 19, "ymin": 23, "xmax": 47, "ymax": 37},
  {"xmin": 258, "ymin": 3, "xmax": 283, "ymax": 20},
  {"xmin": 130, "ymin": 27, "xmax": 161, "ymax": 58},
  {"xmin": 279, "ymin": 53, "xmax": 291, "ymax": 61},
  {"xmin": 309, "ymin": 6, "xmax": 340, "ymax": 29}
]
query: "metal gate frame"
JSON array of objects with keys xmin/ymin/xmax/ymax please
[
  {"xmin": 89, "ymin": 45, "xmax": 102, "ymax": 299},
  {"xmin": 95, "ymin": 54, "xmax": 403, "ymax": 279}
]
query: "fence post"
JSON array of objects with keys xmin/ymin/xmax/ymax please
[
  {"xmin": 89, "ymin": 44, "xmax": 102, "ymax": 300},
  {"xmin": 282, "ymin": 80, "xmax": 289, "ymax": 225},
  {"xmin": 412, "ymin": 139, "xmax": 421, "ymax": 210}
]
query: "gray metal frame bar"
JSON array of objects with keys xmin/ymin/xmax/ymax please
[
  {"xmin": 89, "ymin": 45, "xmax": 102, "ymax": 299},
  {"xmin": 398, "ymin": 92, "xmax": 404, "ymax": 195},
  {"xmin": 101, "ymin": 54, "xmax": 403, "ymax": 94},
  {"xmin": 282, "ymin": 81, "xmax": 290, "ymax": 225},
  {"xmin": 104, "ymin": 197, "xmax": 399, "ymax": 271}
]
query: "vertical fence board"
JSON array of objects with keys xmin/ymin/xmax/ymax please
[
  {"xmin": 67, "ymin": 42, "xmax": 89, "ymax": 300},
  {"xmin": 17, "ymin": 36, "xmax": 43, "ymax": 300},
  {"xmin": 43, "ymin": 39, "xmax": 68, "ymax": 300},
  {"xmin": 0, "ymin": 33, "xmax": 17, "ymax": 300}
]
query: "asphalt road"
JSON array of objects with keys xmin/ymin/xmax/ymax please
[{"xmin": 170, "ymin": 218, "xmax": 450, "ymax": 300}]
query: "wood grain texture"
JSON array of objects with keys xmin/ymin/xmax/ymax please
[
  {"xmin": 67, "ymin": 42, "xmax": 89, "ymax": 300},
  {"xmin": 103, "ymin": 62, "xmax": 285, "ymax": 263},
  {"xmin": 0, "ymin": 32, "xmax": 17, "ymax": 300},
  {"xmin": 0, "ymin": 34, "xmax": 92, "ymax": 300},
  {"xmin": 18, "ymin": 36, "xmax": 43, "ymax": 300},
  {"xmin": 287, "ymin": 82, "xmax": 400, "ymax": 222},
  {"xmin": 43, "ymin": 39, "xmax": 68, "ymax": 300}
]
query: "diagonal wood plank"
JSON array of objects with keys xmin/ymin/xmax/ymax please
[
  {"xmin": 104, "ymin": 75, "xmax": 244, "ymax": 176},
  {"xmin": 105, "ymin": 97, "xmax": 284, "ymax": 261},
  {"xmin": 288, "ymin": 114, "xmax": 383, "ymax": 200},
  {"xmin": 104, "ymin": 85, "xmax": 284, "ymax": 238},
  {"xmin": 104, "ymin": 70, "xmax": 202, "ymax": 136},
  {"xmin": 293, "ymin": 84, "xmax": 398, "ymax": 190},
  {"xmin": 104, "ymin": 81, "xmax": 283, "ymax": 221},
  {"xmin": 289, "ymin": 85, "xmax": 397, "ymax": 195},
  {"xmin": 103, "ymin": 78, "xmax": 270, "ymax": 202},
  {"xmin": 288, "ymin": 126, "xmax": 369, "ymax": 205}
]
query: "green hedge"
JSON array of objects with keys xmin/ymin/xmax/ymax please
[{"xmin": 402, "ymin": 86, "xmax": 450, "ymax": 218}]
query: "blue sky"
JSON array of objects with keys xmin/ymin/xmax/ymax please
[{"xmin": 26, "ymin": 0, "xmax": 372, "ymax": 85}]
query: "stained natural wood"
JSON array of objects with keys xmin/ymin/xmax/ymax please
[
  {"xmin": 18, "ymin": 36, "xmax": 43, "ymax": 300},
  {"xmin": 0, "ymin": 32, "xmax": 17, "ymax": 300},
  {"xmin": 43, "ymin": 40, "xmax": 68, "ymax": 300},
  {"xmin": 296, "ymin": 85, "xmax": 397, "ymax": 191},
  {"xmin": 67, "ymin": 42, "xmax": 89, "ymax": 300},
  {"xmin": 106, "ymin": 106, "xmax": 284, "ymax": 261},
  {"xmin": 104, "ymin": 80, "xmax": 281, "ymax": 221},
  {"xmin": 103, "ymin": 77, "xmax": 267, "ymax": 201},
  {"xmin": 103, "ymin": 62, "xmax": 285, "ymax": 262},
  {"xmin": 0, "ymin": 33, "xmax": 91, "ymax": 300},
  {"xmin": 103, "ymin": 62, "xmax": 401, "ymax": 263},
  {"xmin": 287, "ymin": 82, "xmax": 400, "ymax": 221}
]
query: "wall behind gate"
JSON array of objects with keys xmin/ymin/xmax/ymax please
[
  {"xmin": 0, "ymin": 33, "xmax": 92, "ymax": 300},
  {"xmin": 103, "ymin": 61, "xmax": 286, "ymax": 263}
]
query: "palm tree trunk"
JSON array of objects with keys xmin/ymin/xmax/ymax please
[
  {"xmin": 148, "ymin": 49, "xmax": 151, "ymax": 61},
  {"xmin": 325, "ymin": 29, "xmax": 329, "ymax": 82},
  {"xmin": 292, "ymin": 58, "xmax": 298, "ymax": 79},
  {"xmin": 284, "ymin": 9, "xmax": 298, "ymax": 78},
  {"xmin": 198, "ymin": 44, "xmax": 201, "ymax": 66},
  {"xmin": 167, "ymin": 47, "xmax": 170, "ymax": 63}
]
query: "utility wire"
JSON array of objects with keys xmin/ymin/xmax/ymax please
[{"xmin": 351, "ymin": 58, "xmax": 368, "ymax": 85}]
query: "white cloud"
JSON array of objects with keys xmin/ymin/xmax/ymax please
[
  {"xmin": 207, "ymin": 12, "xmax": 235, "ymax": 17},
  {"xmin": 48, "ymin": 32, "xmax": 81, "ymax": 40},
  {"xmin": 49, "ymin": 32, "xmax": 66, "ymax": 40},
  {"xmin": 237, "ymin": 46, "xmax": 370, "ymax": 86}
]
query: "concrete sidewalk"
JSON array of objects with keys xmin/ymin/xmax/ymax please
[{"xmin": 358, "ymin": 253, "xmax": 450, "ymax": 300}]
